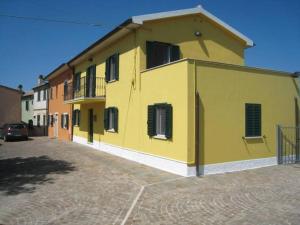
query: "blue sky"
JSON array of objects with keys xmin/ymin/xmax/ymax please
[{"xmin": 0, "ymin": 0, "xmax": 299, "ymax": 91}]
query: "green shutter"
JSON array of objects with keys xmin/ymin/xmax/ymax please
[
  {"xmin": 245, "ymin": 104, "xmax": 261, "ymax": 137},
  {"xmin": 66, "ymin": 114, "xmax": 69, "ymax": 129},
  {"xmin": 147, "ymin": 105, "xmax": 156, "ymax": 137},
  {"xmin": 77, "ymin": 110, "xmax": 81, "ymax": 126},
  {"xmin": 146, "ymin": 41, "xmax": 153, "ymax": 69},
  {"xmin": 105, "ymin": 58, "xmax": 110, "ymax": 82},
  {"xmin": 170, "ymin": 45, "xmax": 180, "ymax": 62},
  {"xmin": 72, "ymin": 111, "xmax": 75, "ymax": 125},
  {"xmin": 114, "ymin": 107, "xmax": 118, "ymax": 132},
  {"xmin": 104, "ymin": 108, "xmax": 109, "ymax": 130},
  {"xmin": 165, "ymin": 104, "xmax": 173, "ymax": 139},
  {"xmin": 115, "ymin": 53, "xmax": 119, "ymax": 81}
]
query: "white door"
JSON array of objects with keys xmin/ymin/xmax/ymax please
[{"xmin": 53, "ymin": 114, "xmax": 58, "ymax": 138}]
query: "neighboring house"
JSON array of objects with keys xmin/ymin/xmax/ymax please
[
  {"xmin": 45, "ymin": 65, "xmax": 73, "ymax": 141},
  {"xmin": 32, "ymin": 75, "xmax": 49, "ymax": 136},
  {"xmin": 48, "ymin": 6, "xmax": 299, "ymax": 176},
  {"xmin": 0, "ymin": 85, "xmax": 22, "ymax": 127},
  {"xmin": 21, "ymin": 91, "xmax": 34, "ymax": 124}
]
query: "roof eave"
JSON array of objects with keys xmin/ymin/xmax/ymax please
[
  {"xmin": 68, "ymin": 19, "xmax": 140, "ymax": 66},
  {"xmin": 132, "ymin": 6, "xmax": 254, "ymax": 47},
  {"xmin": 45, "ymin": 63, "xmax": 70, "ymax": 81}
]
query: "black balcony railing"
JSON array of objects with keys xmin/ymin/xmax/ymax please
[{"xmin": 64, "ymin": 77, "xmax": 106, "ymax": 101}]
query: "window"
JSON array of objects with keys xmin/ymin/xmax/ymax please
[
  {"xmin": 146, "ymin": 41, "xmax": 180, "ymax": 69},
  {"xmin": 37, "ymin": 115, "xmax": 40, "ymax": 127},
  {"xmin": 64, "ymin": 81, "xmax": 68, "ymax": 98},
  {"xmin": 61, "ymin": 114, "xmax": 69, "ymax": 129},
  {"xmin": 50, "ymin": 88, "xmax": 53, "ymax": 99},
  {"xmin": 105, "ymin": 54, "xmax": 119, "ymax": 82},
  {"xmin": 25, "ymin": 100, "xmax": 29, "ymax": 111},
  {"xmin": 72, "ymin": 110, "xmax": 80, "ymax": 126},
  {"xmin": 74, "ymin": 73, "xmax": 81, "ymax": 91},
  {"xmin": 245, "ymin": 103, "xmax": 261, "ymax": 137},
  {"xmin": 37, "ymin": 91, "xmax": 41, "ymax": 101},
  {"xmin": 148, "ymin": 104, "xmax": 172, "ymax": 139},
  {"xmin": 43, "ymin": 89, "xmax": 47, "ymax": 100},
  {"xmin": 43, "ymin": 115, "xmax": 46, "ymax": 126},
  {"xmin": 156, "ymin": 107, "xmax": 166, "ymax": 135},
  {"xmin": 104, "ymin": 107, "xmax": 118, "ymax": 132}
]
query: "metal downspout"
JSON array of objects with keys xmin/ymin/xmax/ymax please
[
  {"xmin": 194, "ymin": 60, "xmax": 200, "ymax": 176},
  {"xmin": 67, "ymin": 63, "xmax": 74, "ymax": 141}
]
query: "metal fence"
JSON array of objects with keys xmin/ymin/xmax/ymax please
[
  {"xmin": 277, "ymin": 125, "xmax": 300, "ymax": 164},
  {"xmin": 64, "ymin": 77, "xmax": 106, "ymax": 101}
]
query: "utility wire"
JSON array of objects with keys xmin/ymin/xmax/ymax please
[{"xmin": 0, "ymin": 13, "xmax": 102, "ymax": 26}]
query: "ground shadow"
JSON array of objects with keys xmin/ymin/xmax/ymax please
[
  {"xmin": 5, "ymin": 137, "xmax": 34, "ymax": 142},
  {"xmin": 0, "ymin": 155, "xmax": 75, "ymax": 195}
]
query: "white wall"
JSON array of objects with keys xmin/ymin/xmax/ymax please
[
  {"xmin": 33, "ymin": 87, "xmax": 48, "ymax": 126},
  {"xmin": 33, "ymin": 88, "xmax": 48, "ymax": 110}
]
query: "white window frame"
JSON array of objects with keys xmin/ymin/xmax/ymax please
[
  {"xmin": 108, "ymin": 109, "xmax": 115, "ymax": 132},
  {"xmin": 62, "ymin": 113, "xmax": 68, "ymax": 129},
  {"xmin": 155, "ymin": 107, "xmax": 166, "ymax": 138}
]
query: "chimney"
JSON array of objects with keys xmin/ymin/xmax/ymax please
[
  {"xmin": 38, "ymin": 74, "xmax": 44, "ymax": 85},
  {"xmin": 17, "ymin": 84, "xmax": 23, "ymax": 93}
]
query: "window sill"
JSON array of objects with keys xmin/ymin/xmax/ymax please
[
  {"xmin": 243, "ymin": 136, "xmax": 265, "ymax": 140},
  {"xmin": 153, "ymin": 135, "xmax": 167, "ymax": 140},
  {"xmin": 107, "ymin": 79, "xmax": 117, "ymax": 83},
  {"xmin": 106, "ymin": 129, "xmax": 116, "ymax": 133}
]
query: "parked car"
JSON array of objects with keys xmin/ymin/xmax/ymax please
[{"xmin": 0, "ymin": 123, "xmax": 28, "ymax": 141}]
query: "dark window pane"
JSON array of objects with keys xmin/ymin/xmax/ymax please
[{"xmin": 245, "ymin": 104, "xmax": 261, "ymax": 137}]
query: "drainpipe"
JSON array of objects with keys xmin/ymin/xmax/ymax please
[
  {"xmin": 67, "ymin": 63, "xmax": 74, "ymax": 141},
  {"xmin": 46, "ymin": 84, "xmax": 49, "ymax": 136},
  {"xmin": 194, "ymin": 60, "xmax": 200, "ymax": 176}
]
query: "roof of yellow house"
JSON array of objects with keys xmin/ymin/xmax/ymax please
[
  {"xmin": 46, "ymin": 6, "xmax": 254, "ymax": 77},
  {"xmin": 67, "ymin": 6, "xmax": 254, "ymax": 66},
  {"xmin": 132, "ymin": 5, "xmax": 254, "ymax": 47}
]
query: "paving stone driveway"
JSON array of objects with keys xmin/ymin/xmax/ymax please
[{"xmin": 0, "ymin": 137, "xmax": 300, "ymax": 225}]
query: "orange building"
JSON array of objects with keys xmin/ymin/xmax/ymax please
[{"xmin": 46, "ymin": 64, "xmax": 73, "ymax": 141}]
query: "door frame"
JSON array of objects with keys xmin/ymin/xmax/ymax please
[{"xmin": 88, "ymin": 109, "xmax": 93, "ymax": 143}]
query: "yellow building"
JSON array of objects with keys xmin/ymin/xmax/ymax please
[{"xmin": 52, "ymin": 6, "xmax": 298, "ymax": 176}]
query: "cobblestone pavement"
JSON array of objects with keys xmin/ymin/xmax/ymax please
[{"xmin": 0, "ymin": 138, "xmax": 300, "ymax": 225}]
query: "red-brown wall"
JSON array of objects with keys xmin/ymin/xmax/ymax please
[
  {"xmin": 0, "ymin": 86, "xmax": 22, "ymax": 127},
  {"xmin": 48, "ymin": 69, "xmax": 73, "ymax": 141}
]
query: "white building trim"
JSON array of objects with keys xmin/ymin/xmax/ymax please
[
  {"xmin": 73, "ymin": 135, "xmax": 277, "ymax": 176},
  {"xmin": 199, "ymin": 157, "xmax": 277, "ymax": 175}
]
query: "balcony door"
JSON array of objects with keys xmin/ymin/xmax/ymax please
[{"xmin": 86, "ymin": 65, "xmax": 96, "ymax": 97}]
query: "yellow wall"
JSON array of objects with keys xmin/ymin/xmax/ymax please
[
  {"xmin": 72, "ymin": 14, "xmax": 298, "ymax": 167},
  {"xmin": 73, "ymin": 32, "xmax": 140, "ymax": 146},
  {"xmin": 74, "ymin": 59, "xmax": 190, "ymax": 162},
  {"xmin": 187, "ymin": 59, "xmax": 299, "ymax": 165},
  {"xmin": 138, "ymin": 14, "xmax": 245, "ymax": 70},
  {"xmin": 73, "ymin": 30, "xmax": 191, "ymax": 162},
  {"xmin": 72, "ymin": 11, "xmax": 248, "ymax": 164}
]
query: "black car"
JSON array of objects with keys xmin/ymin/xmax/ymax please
[{"xmin": 0, "ymin": 123, "xmax": 29, "ymax": 141}]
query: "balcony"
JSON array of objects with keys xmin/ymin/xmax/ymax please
[{"xmin": 64, "ymin": 77, "xmax": 106, "ymax": 104}]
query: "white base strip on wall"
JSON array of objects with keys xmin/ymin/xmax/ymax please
[
  {"xmin": 199, "ymin": 157, "xmax": 277, "ymax": 175},
  {"xmin": 72, "ymin": 135, "xmax": 277, "ymax": 176}
]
